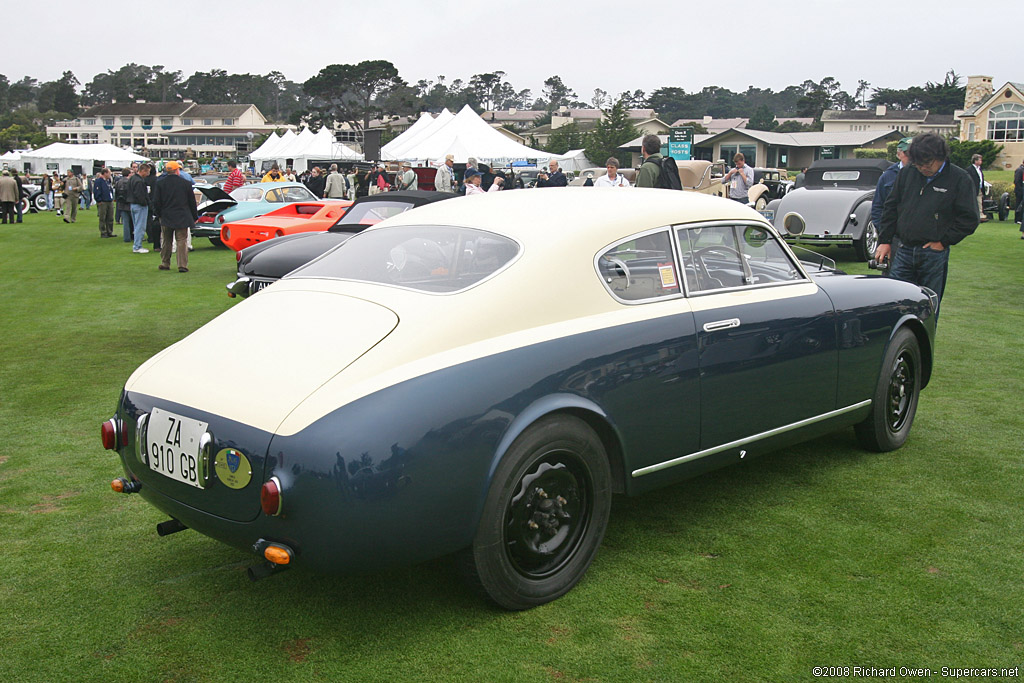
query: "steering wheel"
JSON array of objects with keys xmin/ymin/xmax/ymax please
[
  {"xmin": 691, "ymin": 245, "xmax": 745, "ymax": 290},
  {"xmin": 604, "ymin": 257, "xmax": 631, "ymax": 290}
]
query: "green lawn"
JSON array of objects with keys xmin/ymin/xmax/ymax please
[{"xmin": 1, "ymin": 208, "xmax": 1022, "ymax": 682}]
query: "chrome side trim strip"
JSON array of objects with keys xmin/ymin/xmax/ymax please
[{"xmin": 631, "ymin": 400, "xmax": 872, "ymax": 478}]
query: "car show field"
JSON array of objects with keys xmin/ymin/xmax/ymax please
[{"xmin": 1, "ymin": 208, "xmax": 1022, "ymax": 680}]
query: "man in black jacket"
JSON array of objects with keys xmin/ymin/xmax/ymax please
[
  {"xmin": 967, "ymin": 154, "xmax": 987, "ymax": 223},
  {"xmin": 1014, "ymin": 160, "xmax": 1023, "ymax": 227},
  {"xmin": 151, "ymin": 161, "xmax": 198, "ymax": 272},
  {"xmin": 876, "ymin": 133, "xmax": 978, "ymax": 318}
]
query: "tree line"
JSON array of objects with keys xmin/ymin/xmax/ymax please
[{"xmin": 0, "ymin": 63, "xmax": 967, "ymax": 154}]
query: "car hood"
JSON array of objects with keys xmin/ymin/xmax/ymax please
[
  {"xmin": 197, "ymin": 185, "xmax": 234, "ymax": 203},
  {"xmin": 125, "ymin": 289, "xmax": 399, "ymax": 432},
  {"xmin": 773, "ymin": 186, "xmax": 872, "ymax": 236}
]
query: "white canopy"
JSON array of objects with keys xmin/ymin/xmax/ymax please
[
  {"xmin": 251, "ymin": 127, "xmax": 363, "ymax": 171},
  {"xmin": 20, "ymin": 142, "xmax": 147, "ymax": 174},
  {"xmin": 383, "ymin": 105, "xmax": 553, "ymax": 165},
  {"xmin": 381, "ymin": 110, "xmax": 450, "ymax": 159},
  {"xmin": 248, "ymin": 132, "xmax": 281, "ymax": 159},
  {"xmin": 550, "ymin": 149, "xmax": 594, "ymax": 173}
]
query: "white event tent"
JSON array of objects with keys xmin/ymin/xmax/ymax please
[
  {"xmin": 20, "ymin": 143, "xmax": 148, "ymax": 174},
  {"xmin": 248, "ymin": 132, "xmax": 281, "ymax": 160},
  {"xmin": 249, "ymin": 127, "xmax": 362, "ymax": 171},
  {"xmin": 381, "ymin": 110, "xmax": 453, "ymax": 160},
  {"xmin": 383, "ymin": 105, "xmax": 554, "ymax": 166}
]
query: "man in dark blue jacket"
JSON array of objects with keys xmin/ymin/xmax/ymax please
[
  {"xmin": 93, "ymin": 168, "xmax": 115, "ymax": 238},
  {"xmin": 151, "ymin": 161, "xmax": 198, "ymax": 272},
  {"xmin": 876, "ymin": 133, "xmax": 978, "ymax": 318},
  {"xmin": 870, "ymin": 137, "xmax": 912, "ymax": 228}
]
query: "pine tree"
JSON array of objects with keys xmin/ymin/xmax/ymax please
[{"xmin": 584, "ymin": 98, "xmax": 639, "ymax": 166}]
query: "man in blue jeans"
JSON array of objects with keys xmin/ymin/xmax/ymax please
[
  {"xmin": 876, "ymin": 133, "xmax": 978, "ymax": 319},
  {"xmin": 125, "ymin": 163, "xmax": 152, "ymax": 254}
]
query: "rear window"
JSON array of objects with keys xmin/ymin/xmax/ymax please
[
  {"xmin": 339, "ymin": 200, "xmax": 421, "ymax": 227},
  {"xmin": 289, "ymin": 225, "xmax": 520, "ymax": 293},
  {"xmin": 821, "ymin": 171, "xmax": 860, "ymax": 181}
]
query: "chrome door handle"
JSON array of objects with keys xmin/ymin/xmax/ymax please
[{"xmin": 703, "ymin": 318, "xmax": 741, "ymax": 332}]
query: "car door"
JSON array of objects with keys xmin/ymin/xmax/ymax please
[{"xmin": 677, "ymin": 222, "xmax": 838, "ymax": 450}]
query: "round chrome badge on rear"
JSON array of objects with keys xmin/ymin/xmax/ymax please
[{"xmin": 214, "ymin": 448, "xmax": 252, "ymax": 489}]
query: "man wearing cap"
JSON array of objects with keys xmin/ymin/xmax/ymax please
[
  {"xmin": 435, "ymin": 155, "xmax": 456, "ymax": 193},
  {"xmin": 871, "ymin": 137, "xmax": 912, "ymax": 230},
  {"xmin": 876, "ymin": 133, "xmax": 978, "ymax": 317},
  {"xmin": 396, "ymin": 162, "xmax": 418, "ymax": 191},
  {"xmin": 151, "ymin": 161, "xmax": 198, "ymax": 273}
]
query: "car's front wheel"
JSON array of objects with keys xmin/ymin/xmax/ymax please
[
  {"xmin": 998, "ymin": 193, "xmax": 1009, "ymax": 222},
  {"xmin": 754, "ymin": 195, "xmax": 768, "ymax": 211},
  {"xmin": 33, "ymin": 193, "xmax": 47, "ymax": 212},
  {"xmin": 854, "ymin": 221, "xmax": 878, "ymax": 261},
  {"xmin": 855, "ymin": 327, "xmax": 921, "ymax": 452},
  {"xmin": 19, "ymin": 197, "xmax": 30, "ymax": 215},
  {"xmin": 460, "ymin": 415, "xmax": 611, "ymax": 610},
  {"xmin": 209, "ymin": 237, "xmax": 226, "ymax": 248}
]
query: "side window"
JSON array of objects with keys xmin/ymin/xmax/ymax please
[
  {"xmin": 597, "ymin": 230, "xmax": 680, "ymax": 302},
  {"xmin": 679, "ymin": 225, "xmax": 746, "ymax": 291},
  {"xmin": 265, "ymin": 189, "xmax": 283, "ymax": 203},
  {"xmin": 678, "ymin": 224, "xmax": 804, "ymax": 293}
]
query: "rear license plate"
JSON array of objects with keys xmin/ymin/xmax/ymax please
[
  {"xmin": 148, "ymin": 408, "xmax": 208, "ymax": 489},
  {"xmin": 758, "ymin": 209, "xmax": 775, "ymax": 221},
  {"xmin": 250, "ymin": 278, "xmax": 274, "ymax": 295}
]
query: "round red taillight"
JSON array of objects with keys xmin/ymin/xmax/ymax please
[
  {"xmin": 101, "ymin": 418, "xmax": 120, "ymax": 450},
  {"xmin": 261, "ymin": 477, "xmax": 282, "ymax": 516},
  {"xmin": 236, "ymin": 248, "xmax": 242, "ymax": 262}
]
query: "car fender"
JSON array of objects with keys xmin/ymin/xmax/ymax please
[
  {"xmin": 748, "ymin": 184, "xmax": 769, "ymax": 205},
  {"xmin": 845, "ymin": 197, "xmax": 874, "ymax": 240},
  {"xmin": 487, "ymin": 393, "xmax": 622, "ymax": 488},
  {"xmin": 890, "ymin": 312, "xmax": 935, "ymax": 389}
]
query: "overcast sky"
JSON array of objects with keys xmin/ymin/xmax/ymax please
[{"xmin": 7, "ymin": 0, "xmax": 1013, "ymax": 104}]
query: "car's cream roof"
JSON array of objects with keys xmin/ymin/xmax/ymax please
[{"xmin": 377, "ymin": 187, "xmax": 764, "ymax": 250}]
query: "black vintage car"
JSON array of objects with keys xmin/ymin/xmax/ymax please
[
  {"xmin": 227, "ymin": 190, "xmax": 458, "ymax": 298},
  {"xmin": 752, "ymin": 168, "xmax": 794, "ymax": 201}
]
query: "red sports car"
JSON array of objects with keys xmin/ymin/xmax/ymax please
[{"xmin": 220, "ymin": 200, "xmax": 352, "ymax": 252}]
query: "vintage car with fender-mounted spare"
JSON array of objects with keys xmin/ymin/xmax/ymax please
[
  {"xmin": 102, "ymin": 188, "xmax": 937, "ymax": 610},
  {"xmin": 765, "ymin": 158, "xmax": 892, "ymax": 261}
]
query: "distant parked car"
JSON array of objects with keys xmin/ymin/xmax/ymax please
[
  {"xmin": 981, "ymin": 180, "xmax": 1011, "ymax": 222},
  {"xmin": 194, "ymin": 182, "xmax": 319, "ymax": 247},
  {"xmin": 765, "ymin": 159, "xmax": 892, "ymax": 261},
  {"xmin": 220, "ymin": 200, "xmax": 352, "ymax": 252},
  {"xmin": 21, "ymin": 182, "xmax": 45, "ymax": 213},
  {"xmin": 752, "ymin": 168, "xmax": 794, "ymax": 205}
]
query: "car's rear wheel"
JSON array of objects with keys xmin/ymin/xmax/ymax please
[
  {"xmin": 855, "ymin": 327, "xmax": 921, "ymax": 452},
  {"xmin": 460, "ymin": 415, "xmax": 611, "ymax": 610},
  {"xmin": 854, "ymin": 221, "xmax": 878, "ymax": 261},
  {"xmin": 19, "ymin": 197, "xmax": 30, "ymax": 215},
  {"xmin": 998, "ymin": 193, "xmax": 1009, "ymax": 222},
  {"xmin": 209, "ymin": 237, "xmax": 226, "ymax": 248}
]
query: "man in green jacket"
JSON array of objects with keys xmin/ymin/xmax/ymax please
[{"xmin": 635, "ymin": 134, "xmax": 663, "ymax": 188}]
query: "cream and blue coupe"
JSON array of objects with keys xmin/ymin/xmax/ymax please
[{"xmin": 102, "ymin": 188, "xmax": 936, "ymax": 609}]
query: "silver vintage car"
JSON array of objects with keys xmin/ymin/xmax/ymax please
[{"xmin": 765, "ymin": 159, "xmax": 892, "ymax": 261}]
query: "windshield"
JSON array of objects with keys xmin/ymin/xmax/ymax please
[
  {"xmin": 230, "ymin": 187, "xmax": 265, "ymax": 202},
  {"xmin": 289, "ymin": 225, "xmax": 520, "ymax": 293},
  {"xmin": 337, "ymin": 200, "xmax": 420, "ymax": 227}
]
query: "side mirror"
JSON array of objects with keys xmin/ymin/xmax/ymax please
[{"xmin": 781, "ymin": 212, "xmax": 806, "ymax": 236}]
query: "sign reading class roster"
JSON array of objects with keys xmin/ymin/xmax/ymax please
[{"xmin": 669, "ymin": 127, "xmax": 693, "ymax": 161}]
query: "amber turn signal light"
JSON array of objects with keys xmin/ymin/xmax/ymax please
[{"xmin": 263, "ymin": 545, "xmax": 292, "ymax": 565}]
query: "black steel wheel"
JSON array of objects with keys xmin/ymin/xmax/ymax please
[
  {"xmin": 854, "ymin": 221, "xmax": 878, "ymax": 262},
  {"xmin": 461, "ymin": 415, "xmax": 611, "ymax": 610},
  {"xmin": 855, "ymin": 327, "xmax": 921, "ymax": 452}
]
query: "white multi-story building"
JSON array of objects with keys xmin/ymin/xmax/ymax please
[{"xmin": 47, "ymin": 102, "xmax": 281, "ymax": 158}]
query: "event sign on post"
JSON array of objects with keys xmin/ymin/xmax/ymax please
[{"xmin": 669, "ymin": 127, "xmax": 693, "ymax": 160}]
